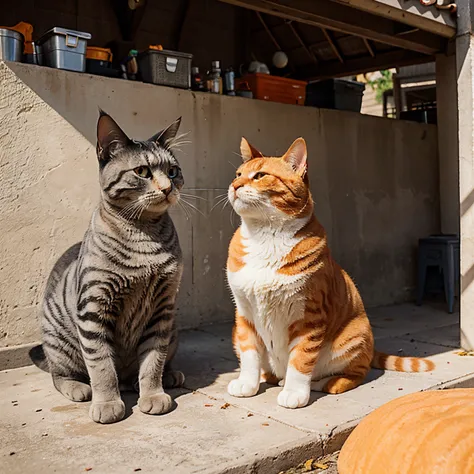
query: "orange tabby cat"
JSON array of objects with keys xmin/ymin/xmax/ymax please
[{"xmin": 226, "ymin": 137, "xmax": 435, "ymax": 409}]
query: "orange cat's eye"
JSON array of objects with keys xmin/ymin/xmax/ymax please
[{"xmin": 253, "ymin": 172, "xmax": 267, "ymax": 180}]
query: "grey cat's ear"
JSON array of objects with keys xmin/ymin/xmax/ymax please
[
  {"xmin": 282, "ymin": 138, "xmax": 307, "ymax": 176},
  {"xmin": 150, "ymin": 117, "xmax": 182, "ymax": 149},
  {"xmin": 240, "ymin": 137, "xmax": 263, "ymax": 163},
  {"xmin": 96, "ymin": 110, "xmax": 130, "ymax": 161}
]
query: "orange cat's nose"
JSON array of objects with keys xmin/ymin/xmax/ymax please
[{"xmin": 232, "ymin": 178, "xmax": 245, "ymax": 191}]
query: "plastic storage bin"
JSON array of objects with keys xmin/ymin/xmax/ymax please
[
  {"xmin": 306, "ymin": 79, "xmax": 365, "ymax": 112},
  {"xmin": 138, "ymin": 49, "xmax": 192, "ymax": 89},
  {"xmin": 86, "ymin": 46, "xmax": 118, "ymax": 77},
  {"xmin": 235, "ymin": 73, "xmax": 306, "ymax": 105},
  {"xmin": 37, "ymin": 27, "xmax": 91, "ymax": 72}
]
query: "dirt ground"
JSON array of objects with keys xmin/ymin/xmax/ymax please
[{"xmin": 279, "ymin": 451, "xmax": 339, "ymax": 474}]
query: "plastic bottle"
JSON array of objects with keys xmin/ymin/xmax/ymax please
[
  {"xmin": 225, "ymin": 67, "xmax": 236, "ymax": 96},
  {"xmin": 191, "ymin": 66, "xmax": 206, "ymax": 91},
  {"xmin": 210, "ymin": 60, "xmax": 223, "ymax": 94}
]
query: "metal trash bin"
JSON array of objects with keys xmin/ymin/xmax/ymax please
[{"xmin": 0, "ymin": 28, "xmax": 23, "ymax": 62}]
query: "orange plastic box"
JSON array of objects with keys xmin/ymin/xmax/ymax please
[{"xmin": 236, "ymin": 73, "xmax": 307, "ymax": 105}]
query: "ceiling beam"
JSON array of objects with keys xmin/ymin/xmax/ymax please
[
  {"xmin": 256, "ymin": 11, "xmax": 282, "ymax": 50},
  {"xmin": 286, "ymin": 21, "xmax": 319, "ymax": 65},
  {"xmin": 363, "ymin": 38, "xmax": 376, "ymax": 57},
  {"xmin": 297, "ymin": 49, "xmax": 433, "ymax": 80},
  {"xmin": 217, "ymin": 0, "xmax": 447, "ymax": 54},
  {"xmin": 330, "ymin": 0, "xmax": 456, "ymax": 38},
  {"xmin": 321, "ymin": 28, "xmax": 345, "ymax": 63},
  {"xmin": 255, "ymin": 12, "xmax": 296, "ymax": 72}
]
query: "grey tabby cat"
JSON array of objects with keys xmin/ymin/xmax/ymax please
[{"xmin": 34, "ymin": 111, "xmax": 185, "ymax": 424}]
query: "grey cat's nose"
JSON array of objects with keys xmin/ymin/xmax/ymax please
[{"xmin": 163, "ymin": 186, "xmax": 172, "ymax": 196}]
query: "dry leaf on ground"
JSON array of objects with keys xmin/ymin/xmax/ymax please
[{"xmin": 455, "ymin": 350, "xmax": 474, "ymax": 356}]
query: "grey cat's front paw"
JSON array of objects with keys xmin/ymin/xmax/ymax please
[
  {"xmin": 55, "ymin": 378, "xmax": 92, "ymax": 402},
  {"xmin": 89, "ymin": 400, "xmax": 125, "ymax": 424},
  {"xmin": 163, "ymin": 370, "xmax": 185, "ymax": 389},
  {"xmin": 138, "ymin": 392, "xmax": 173, "ymax": 415}
]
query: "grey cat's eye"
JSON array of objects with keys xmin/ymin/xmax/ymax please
[
  {"xmin": 134, "ymin": 166, "xmax": 152, "ymax": 179},
  {"xmin": 168, "ymin": 166, "xmax": 179, "ymax": 179}
]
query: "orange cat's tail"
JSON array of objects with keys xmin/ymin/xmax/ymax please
[{"xmin": 372, "ymin": 350, "xmax": 435, "ymax": 372}]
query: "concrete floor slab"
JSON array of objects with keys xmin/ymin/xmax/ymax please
[
  {"xmin": 398, "ymin": 323, "xmax": 460, "ymax": 348},
  {"xmin": 0, "ymin": 367, "xmax": 310, "ymax": 474},
  {"xmin": 369, "ymin": 303, "xmax": 458, "ymax": 340},
  {"xmin": 1, "ymin": 304, "xmax": 471, "ymax": 474}
]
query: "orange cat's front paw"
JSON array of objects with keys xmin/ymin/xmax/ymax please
[
  {"xmin": 277, "ymin": 389, "xmax": 310, "ymax": 409},
  {"xmin": 227, "ymin": 378, "xmax": 259, "ymax": 397}
]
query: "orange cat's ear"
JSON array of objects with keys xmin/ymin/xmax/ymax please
[
  {"xmin": 282, "ymin": 138, "xmax": 307, "ymax": 176},
  {"xmin": 240, "ymin": 137, "xmax": 263, "ymax": 163}
]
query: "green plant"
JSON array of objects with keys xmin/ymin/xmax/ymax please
[{"xmin": 367, "ymin": 70, "xmax": 393, "ymax": 104}]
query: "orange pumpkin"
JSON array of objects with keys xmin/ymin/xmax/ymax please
[{"xmin": 338, "ymin": 389, "xmax": 474, "ymax": 474}]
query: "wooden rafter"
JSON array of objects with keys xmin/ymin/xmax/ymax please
[
  {"xmin": 297, "ymin": 49, "xmax": 432, "ymax": 80},
  {"xmin": 256, "ymin": 11, "xmax": 282, "ymax": 50},
  {"xmin": 217, "ymin": 0, "xmax": 447, "ymax": 55},
  {"xmin": 363, "ymin": 37, "xmax": 375, "ymax": 57},
  {"xmin": 286, "ymin": 20, "xmax": 318, "ymax": 64},
  {"xmin": 255, "ymin": 12, "xmax": 295, "ymax": 72},
  {"xmin": 321, "ymin": 28, "xmax": 344, "ymax": 63}
]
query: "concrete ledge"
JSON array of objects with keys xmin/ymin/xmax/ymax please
[{"xmin": 0, "ymin": 342, "xmax": 39, "ymax": 371}]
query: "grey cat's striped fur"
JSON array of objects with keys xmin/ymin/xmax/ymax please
[{"xmin": 37, "ymin": 111, "xmax": 185, "ymax": 424}]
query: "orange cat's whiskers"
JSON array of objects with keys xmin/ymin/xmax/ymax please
[{"xmin": 211, "ymin": 194, "xmax": 230, "ymax": 213}]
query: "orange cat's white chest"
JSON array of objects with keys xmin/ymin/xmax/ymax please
[{"xmin": 227, "ymin": 222, "xmax": 308, "ymax": 374}]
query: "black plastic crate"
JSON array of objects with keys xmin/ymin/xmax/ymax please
[
  {"xmin": 86, "ymin": 58, "xmax": 120, "ymax": 78},
  {"xmin": 137, "ymin": 49, "xmax": 192, "ymax": 89},
  {"xmin": 306, "ymin": 79, "xmax": 365, "ymax": 112}
]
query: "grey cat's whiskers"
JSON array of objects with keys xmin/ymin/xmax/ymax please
[
  {"xmin": 180, "ymin": 198, "xmax": 206, "ymax": 218},
  {"xmin": 180, "ymin": 193, "xmax": 207, "ymax": 202},
  {"xmin": 177, "ymin": 200, "xmax": 192, "ymax": 221}
]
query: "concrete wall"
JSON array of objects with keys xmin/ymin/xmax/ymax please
[{"xmin": 0, "ymin": 61, "xmax": 440, "ymax": 349}]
